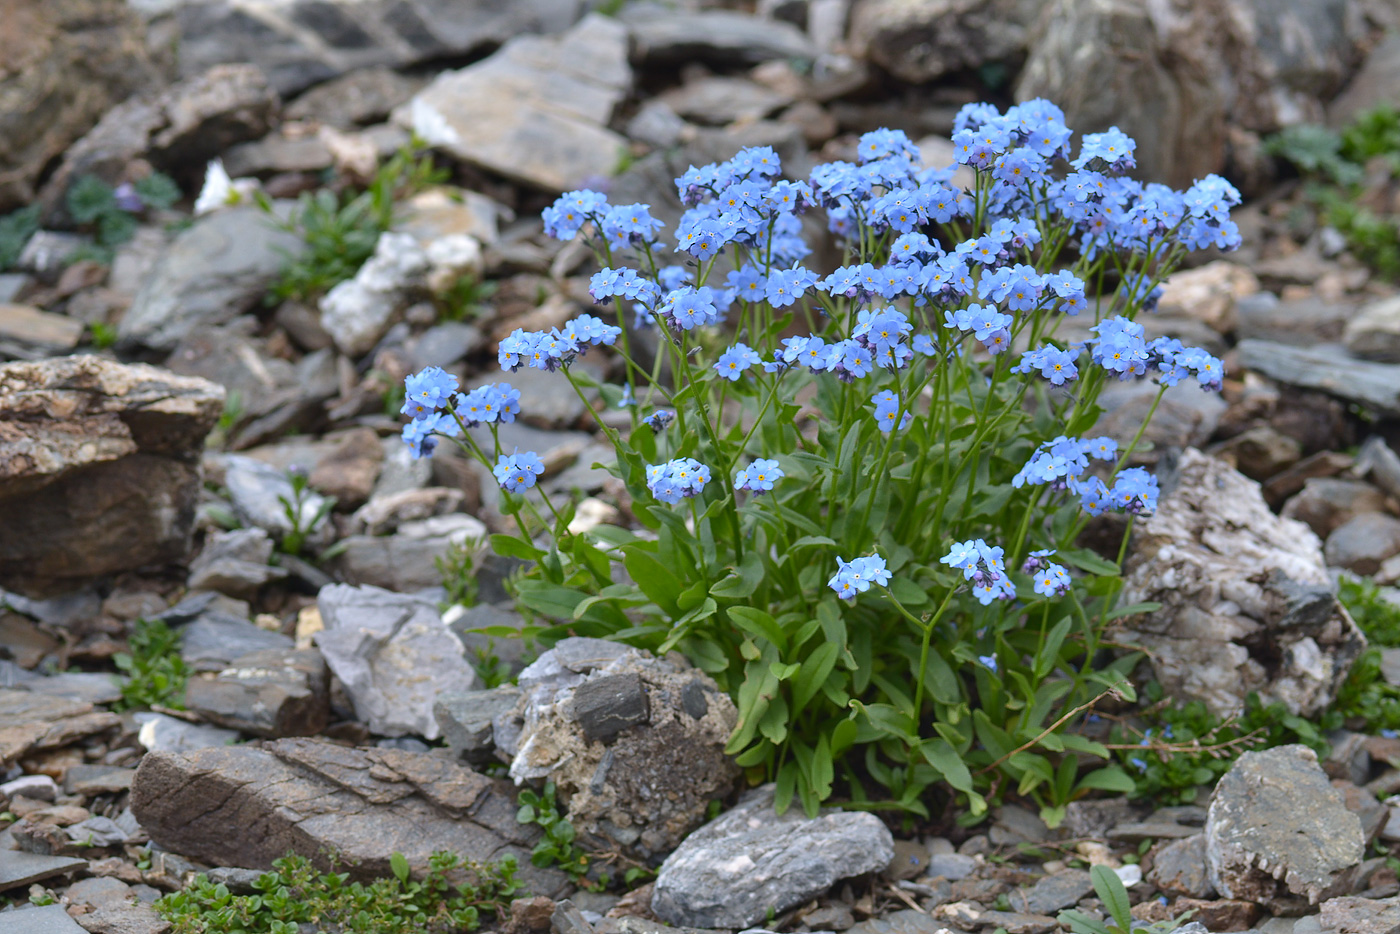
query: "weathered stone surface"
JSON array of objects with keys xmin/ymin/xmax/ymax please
[
  {"xmin": 1319, "ymin": 894, "xmax": 1400, "ymax": 934},
  {"xmin": 187, "ymin": 528, "xmax": 286, "ymax": 600},
  {"xmin": 850, "ymin": 0, "xmax": 1040, "ymax": 84},
  {"xmin": 0, "ymin": 904, "xmax": 89, "ymax": 933},
  {"xmin": 117, "ymin": 208, "xmax": 305, "ymax": 352},
  {"xmin": 404, "ymin": 15, "xmax": 631, "ymax": 192},
  {"xmin": 0, "ymin": 0, "xmax": 158, "ymax": 212},
  {"xmin": 171, "ymin": 0, "xmax": 585, "ymax": 96},
  {"xmin": 1121, "ymin": 449, "xmax": 1365, "ymax": 717},
  {"xmin": 1327, "ymin": 513, "xmax": 1400, "ymax": 576},
  {"xmin": 658, "ymin": 77, "xmax": 792, "ymax": 126},
  {"xmin": 64, "ymin": 765, "xmax": 135, "ymax": 796},
  {"xmin": 0, "ymin": 850, "xmax": 86, "ymax": 892},
  {"xmin": 1150, "ymin": 834, "xmax": 1217, "ymax": 898},
  {"xmin": 1330, "ymin": 31, "xmax": 1400, "ymax": 127},
  {"xmin": 1093, "ymin": 379, "xmax": 1226, "ymax": 465},
  {"xmin": 318, "ymin": 231, "xmax": 429, "ymax": 356},
  {"xmin": 41, "ymin": 64, "xmax": 278, "ymax": 208},
  {"xmin": 129, "ymin": 738, "xmax": 569, "ymax": 895},
  {"xmin": 219, "ymin": 454, "xmax": 332, "ymax": 542},
  {"xmin": 1156, "ymin": 261, "xmax": 1259, "ymax": 335},
  {"xmin": 284, "ymin": 66, "xmax": 422, "ymax": 129},
  {"xmin": 1282, "ymin": 479, "xmax": 1389, "ymax": 540},
  {"xmin": 178, "ymin": 609, "xmax": 295, "ymax": 673},
  {"xmin": 334, "ymin": 514, "xmax": 487, "ymax": 593},
  {"xmin": 1210, "ymin": 425, "xmax": 1302, "ymax": 481},
  {"xmin": 1206, "ymin": 745, "xmax": 1364, "ymax": 904},
  {"xmin": 0, "ymin": 304, "xmax": 84, "ymax": 358},
  {"xmin": 506, "ymin": 642, "xmax": 739, "ymax": 860},
  {"xmin": 1238, "ymin": 340, "xmax": 1400, "ymax": 418},
  {"xmin": 1344, "ymin": 295, "xmax": 1400, "ymax": 363},
  {"xmin": 652, "ymin": 784, "xmax": 895, "ymax": 929},
  {"xmin": 75, "ymin": 902, "xmax": 171, "ymax": 934},
  {"xmin": 1009, "ymin": 870, "xmax": 1093, "ymax": 915},
  {"xmin": 184, "ymin": 648, "xmax": 330, "ymax": 738},
  {"xmin": 434, "ymin": 686, "xmax": 522, "ymax": 764},
  {"xmin": 1357, "ymin": 437, "xmax": 1400, "ymax": 502},
  {"xmin": 623, "ymin": 5, "xmax": 816, "ymax": 66},
  {"xmin": 316, "ymin": 584, "xmax": 477, "ymax": 739},
  {"xmin": 0, "ymin": 690, "xmax": 121, "ymax": 767}
]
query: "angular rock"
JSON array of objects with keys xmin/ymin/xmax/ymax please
[
  {"xmin": 129, "ymin": 738, "xmax": 569, "ymax": 895},
  {"xmin": 1319, "ymin": 894, "xmax": 1400, "ymax": 934},
  {"xmin": 0, "ymin": 0, "xmax": 158, "ymax": 212},
  {"xmin": 434, "ymin": 686, "xmax": 522, "ymax": 764},
  {"xmin": 307, "ymin": 427, "xmax": 383, "ymax": 507},
  {"xmin": 74, "ymin": 902, "xmax": 170, "ymax": 934},
  {"xmin": 316, "ymin": 584, "xmax": 477, "ymax": 738},
  {"xmin": 1330, "ymin": 31, "xmax": 1400, "ymax": 126},
  {"xmin": 187, "ymin": 528, "xmax": 286, "ymax": 600},
  {"xmin": 178, "ymin": 610, "xmax": 296, "ymax": 673},
  {"xmin": 507, "ymin": 642, "xmax": 739, "ymax": 860},
  {"xmin": 1326, "ymin": 513, "xmax": 1400, "ymax": 576},
  {"xmin": 850, "ymin": 0, "xmax": 1039, "ymax": 84},
  {"xmin": 318, "ymin": 231, "xmax": 429, "ymax": 356},
  {"xmin": 171, "ymin": 0, "xmax": 585, "ymax": 96},
  {"xmin": 1357, "ymin": 437, "xmax": 1400, "ymax": 502},
  {"xmin": 658, "ymin": 77, "xmax": 791, "ymax": 126},
  {"xmin": 19, "ymin": 672, "xmax": 122, "ymax": 706},
  {"xmin": 222, "ymin": 133, "xmax": 332, "ymax": 178},
  {"xmin": 623, "ymin": 6, "xmax": 815, "ymax": 66},
  {"xmin": 0, "ymin": 690, "xmax": 121, "ymax": 767},
  {"xmin": 352, "ymin": 487, "xmax": 466, "ymax": 536},
  {"xmin": 0, "ymin": 357, "xmax": 222, "ymax": 589},
  {"xmin": 1010, "ymin": 870, "xmax": 1093, "ymax": 915},
  {"xmin": 1344, "ymin": 295, "xmax": 1400, "ymax": 364},
  {"xmin": 64, "ymin": 765, "xmax": 135, "ymax": 796},
  {"xmin": 41, "ymin": 64, "xmax": 278, "ymax": 208},
  {"xmin": 847, "ymin": 910, "xmax": 948, "ymax": 934},
  {"xmin": 927, "ymin": 853, "xmax": 977, "ymax": 881},
  {"xmin": 133, "ymin": 713, "xmax": 240, "ymax": 754},
  {"xmin": 1093, "ymin": 379, "xmax": 1226, "ymax": 465},
  {"xmin": 334, "ymin": 514, "xmax": 487, "ymax": 593},
  {"xmin": 117, "ymin": 208, "xmax": 305, "ymax": 352},
  {"xmin": 0, "ymin": 304, "xmax": 84, "ymax": 358},
  {"xmin": 404, "ymin": 15, "xmax": 631, "ymax": 192},
  {"xmin": 1206, "ymin": 745, "xmax": 1364, "ymax": 904},
  {"xmin": 1282, "ymin": 479, "xmax": 1389, "ymax": 540},
  {"xmin": 0, "ymin": 851, "xmax": 86, "ymax": 892},
  {"xmin": 1121, "ymin": 449, "xmax": 1365, "ymax": 717},
  {"xmin": 184, "ymin": 648, "xmax": 330, "ymax": 738},
  {"xmin": 219, "ymin": 454, "xmax": 332, "ymax": 542},
  {"xmin": 0, "ymin": 904, "xmax": 90, "ymax": 933},
  {"xmin": 651, "ymin": 784, "xmax": 895, "ymax": 929},
  {"xmin": 1238, "ymin": 341, "xmax": 1400, "ymax": 418},
  {"xmin": 1150, "ymin": 834, "xmax": 1216, "ymax": 898},
  {"xmin": 1210, "ymin": 425, "xmax": 1302, "ymax": 481},
  {"xmin": 1156, "ymin": 261, "xmax": 1259, "ymax": 335},
  {"xmin": 284, "ymin": 66, "xmax": 423, "ymax": 129}
]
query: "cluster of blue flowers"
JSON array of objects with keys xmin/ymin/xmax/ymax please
[
  {"xmin": 498, "ymin": 314, "xmax": 622, "ymax": 373},
  {"xmin": 940, "ymin": 539, "xmax": 1015, "ymax": 605},
  {"xmin": 735, "ymin": 458, "xmax": 784, "ymax": 494},
  {"xmin": 494, "ymin": 450, "xmax": 544, "ymax": 493},
  {"xmin": 399, "ymin": 366, "xmax": 529, "ymax": 459},
  {"xmin": 1012, "ymin": 435, "xmax": 1160, "ymax": 516},
  {"xmin": 646, "ymin": 458, "xmax": 711, "ymax": 504},
  {"xmin": 828, "ymin": 554, "xmax": 892, "ymax": 601}
]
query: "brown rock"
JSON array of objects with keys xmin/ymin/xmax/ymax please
[
  {"xmin": 1149, "ymin": 834, "xmax": 1216, "ymax": 898},
  {"xmin": 0, "ymin": 304, "xmax": 84, "ymax": 356},
  {"xmin": 506, "ymin": 896, "xmax": 557, "ymax": 934},
  {"xmin": 183, "ymin": 648, "xmax": 330, "ymax": 738},
  {"xmin": 1173, "ymin": 898, "xmax": 1259, "ymax": 932},
  {"xmin": 1326, "ymin": 513, "xmax": 1400, "ymax": 575},
  {"xmin": 1319, "ymin": 894, "xmax": 1400, "ymax": 934},
  {"xmin": 129, "ymin": 738, "xmax": 570, "ymax": 896},
  {"xmin": 75, "ymin": 902, "xmax": 172, "ymax": 934},
  {"xmin": 1263, "ymin": 451, "xmax": 1356, "ymax": 507},
  {"xmin": 1210, "ymin": 425, "xmax": 1302, "ymax": 481},
  {"xmin": 309, "ymin": 427, "xmax": 384, "ymax": 507},
  {"xmin": 0, "ymin": 690, "xmax": 121, "ymax": 768},
  {"xmin": 1282, "ymin": 479, "xmax": 1390, "ymax": 539},
  {"xmin": 1157, "ymin": 261, "xmax": 1259, "ymax": 335}
]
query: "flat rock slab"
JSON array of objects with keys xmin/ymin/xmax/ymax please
[
  {"xmin": 0, "ymin": 850, "xmax": 86, "ymax": 891},
  {"xmin": 0, "ymin": 689, "xmax": 121, "ymax": 767},
  {"xmin": 1319, "ymin": 894, "xmax": 1400, "ymax": 934},
  {"xmin": 0, "ymin": 904, "xmax": 88, "ymax": 933},
  {"xmin": 405, "ymin": 14, "xmax": 630, "ymax": 191},
  {"xmin": 1206, "ymin": 744, "xmax": 1364, "ymax": 903},
  {"xmin": 1238, "ymin": 340, "xmax": 1400, "ymax": 417},
  {"xmin": 129, "ymin": 738, "xmax": 567, "ymax": 897},
  {"xmin": 651, "ymin": 784, "xmax": 895, "ymax": 929}
]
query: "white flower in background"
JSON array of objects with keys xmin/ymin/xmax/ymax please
[{"xmin": 193, "ymin": 159, "xmax": 261, "ymax": 215}]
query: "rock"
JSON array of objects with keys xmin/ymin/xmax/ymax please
[
  {"xmin": 972, "ymin": 912, "xmax": 1059, "ymax": 934},
  {"xmin": 64, "ymin": 766, "xmax": 135, "ymax": 796},
  {"xmin": 284, "ymin": 66, "xmax": 422, "ymax": 129},
  {"xmin": 118, "ymin": 208, "xmax": 305, "ymax": 352},
  {"xmin": 0, "ymin": 904, "xmax": 90, "ymax": 932},
  {"xmin": 0, "ymin": 304, "xmax": 84, "ymax": 358},
  {"xmin": 404, "ymin": 15, "xmax": 631, "ymax": 192},
  {"xmin": 0, "ymin": 611, "xmax": 57, "ymax": 668},
  {"xmin": 1150, "ymin": 834, "xmax": 1217, "ymax": 898},
  {"xmin": 1169, "ymin": 898, "xmax": 1258, "ymax": 932},
  {"xmin": 307, "ymin": 427, "xmax": 383, "ymax": 507},
  {"xmin": 434, "ymin": 686, "xmax": 522, "ymax": 764},
  {"xmin": 170, "ymin": 0, "xmax": 585, "ymax": 96},
  {"xmin": 1236, "ymin": 294, "xmax": 1356, "ymax": 346},
  {"xmin": 129, "ymin": 738, "xmax": 569, "ymax": 895},
  {"xmin": 1357, "ymin": 437, "xmax": 1400, "ymax": 502},
  {"xmin": 317, "ymin": 231, "xmax": 428, "ymax": 356},
  {"xmin": 165, "ymin": 327, "xmax": 298, "ymax": 435},
  {"xmin": 187, "ymin": 528, "xmax": 286, "ymax": 599},
  {"xmin": 1206, "ymin": 745, "xmax": 1365, "ymax": 904},
  {"xmin": 315, "ymin": 584, "xmax": 477, "ymax": 738},
  {"xmin": 65, "ymin": 877, "xmax": 134, "ymax": 910},
  {"xmin": 0, "ymin": 0, "xmax": 158, "ymax": 212},
  {"xmin": 506, "ymin": 895, "xmax": 556, "ymax": 934},
  {"xmin": 1326, "ymin": 514, "xmax": 1400, "ymax": 575},
  {"xmin": 1210, "ymin": 425, "xmax": 1302, "ymax": 481},
  {"xmin": 506, "ymin": 642, "xmax": 739, "ymax": 860},
  {"xmin": 222, "ymin": 133, "xmax": 332, "ymax": 178},
  {"xmin": 398, "ymin": 187, "xmax": 504, "ymax": 251},
  {"xmin": 1010, "ymin": 870, "xmax": 1093, "ymax": 914},
  {"xmin": 0, "ymin": 357, "xmax": 222, "ymax": 589},
  {"xmin": 41, "ymin": 64, "xmax": 278, "ymax": 207},
  {"xmin": 133, "ymin": 713, "xmax": 240, "ymax": 753},
  {"xmin": 0, "ymin": 690, "xmax": 120, "ymax": 767},
  {"xmin": 1238, "ymin": 341, "xmax": 1400, "ymax": 418},
  {"xmin": 1157, "ymin": 261, "xmax": 1259, "ymax": 335},
  {"xmin": 184, "ymin": 648, "xmax": 330, "ymax": 738},
  {"xmin": 334, "ymin": 514, "xmax": 488, "ymax": 592},
  {"xmin": 847, "ymin": 909, "xmax": 949, "ymax": 934},
  {"xmin": 446, "ymin": 602, "xmax": 531, "ymax": 678},
  {"xmin": 74, "ymin": 902, "xmax": 171, "ymax": 934},
  {"xmin": 1345, "ymin": 296, "xmax": 1400, "ymax": 364},
  {"xmin": 1015, "ymin": 0, "xmax": 1367, "ymax": 189},
  {"xmin": 19, "ymin": 672, "xmax": 122, "ymax": 706},
  {"xmin": 352, "ymin": 487, "xmax": 466, "ymax": 535},
  {"xmin": 623, "ymin": 5, "xmax": 815, "ymax": 66},
  {"xmin": 219, "ymin": 454, "xmax": 332, "ymax": 543},
  {"xmin": 658, "ymin": 77, "xmax": 792, "ymax": 126},
  {"xmin": 1093, "ymin": 379, "xmax": 1226, "ymax": 464},
  {"xmin": 1121, "ymin": 449, "xmax": 1366, "ymax": 718},
  {"xmin": 178, "ymin": 609, "xmax": 296, "ymax": 673},
  {"xmin": 406, "ymin": 321, "xmax": 486, "ymax": 372},
  {"xmin": 927, "ymin": 852, "xmax": 978, "ymax": 881},
  {"xmin": 1, "ymin": 773, "xmax": 57, "ymax": 800},
  {"xmin": 850, "ymin": 0, "xmax": 1038, "ymax": 84},
  {"xmin": 651, "ymin": 784, "xmax": 895, "ymax": 929},
  {"xmin": 1282, "ymin": 479, "xmax": 1390, "ymax": 540},
  {"xmin": 1330, "ymin": 31, "xmax": 1400, "ymax": 127},
  {"xmin": 0, "ymin": 851, "xmax": 86, "ymax": 892},
  {"xmin": 1319, "ymin": 894, "xmax": 1400, "ymax": 934}
]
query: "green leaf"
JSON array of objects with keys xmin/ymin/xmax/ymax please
[
  {"xmin": 390, "ymin": 852, "xmax": 410, "ymax": 884},
  {"xmin": 623, "ymin": 547, "xmax": 682, "ymax": 616},
  {"xmin": 727, "ymin": 606, "xmax": 786, "ymax": 650},
  {"xmin": 920, "ymin": 738, "xmax": 986, "ymax": 815},
  {"xmin": 1090, "ymin": 864, "xmax": 1132, "ymax": 932},
  {"xmin": 1060, "ymin": 548, "xmax": 1121, "ymax": 577},
  {"xmin": 490, "ymin": 533, "xmax": 543, "ymax": 561},
  {"xmin": 791, "ymin": 643, "xmax": 839, "ymax": 714},
  {"xmin": 1076, "ymin": 766, "xmax": 1137, "ymax": 794}
]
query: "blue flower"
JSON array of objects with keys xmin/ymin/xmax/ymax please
[
  {"xmin": 1032, "ymin": 563, "xmax": 1071, "ymax": 597},
  {"xmin": 1112, "ymin": 467, "xmax": 1160, "ymax": 515},
  {"xmin": 617, "ymin": 384, "xmax": 635, "ymax": 408},
  {"xmin": 871, "ymin": 390, "xmax": 911, "ymax": 433},
  {"xmin": 403, "ymin": 366, "xmax": 458, "ymax": 413},
  {"xmin": 563, "ymin": 314, "xmax": 622, "ymax": 349},
  {"xmin": 1074, "ymin": 127, "xmax": 1137, "ymax": 174},
  {"xmin": 1022, "ymin": 549, "xmax": 1056, "ymax": 574},
  {"xmin": 977, "ymin": 654, "xmax": 998, "ymax": 672},
  {"xmin": 542, "ymin": 189, "xmax": 609, "ymax": 240},
  {"xmin": 714, "ymin": 343, "xmax": 763, "ymax": 381},
  {"xmin": 1130, "ymin": 757, "xmax": 1147, "ymax": 773},
  {"xmin": 401, "ymin": 412, "xmax": 458, "ymax": 459},
  {"xmin": 642, "ymin": 410, "xmax": 673, "ymax": 432},
  {"xmin": 735, "ymin": 458, "xmax": 784, "ymax": 494},
  {"xmin": 494, "ymin": 449, "xmax": 545, "ymax": 493},
  {"xmin": 661, "ymin": 287, "xmax": 723, "ymax": 331},
  {"xmin": 646, "ymin": 457, "xmax": 710, "ymax": 504},
  {"xmin": 1012, "ymin": 346, "xmax": 1079, "ymax": 385},
  {"xmin": 828, "ymin": 553, "xmax": 892, "ymax": 600}
]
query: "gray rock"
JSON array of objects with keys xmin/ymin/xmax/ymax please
[
  {"xmin": 315, "ymin": 584, "xmax": 477, "ymax": 738},
  {"xmin": 22, "ymin": 672, "xmax": 123, "ymax": 706},
  {"xmin": 179, "ymin": 612, "xmax": 295, "ymax": 673},
  {"xmin": 66, "ymin": 816, "xmax": 129, "ymax": 848},
  {"xmin": 187, "ymin": 528, "xmax": 286, "ymax": 600},
  {"xmin": 334, "ymin": 513, "xmax": 488, "ymax": 592},
  {"xmin": 64, "ymin": 765, "xmax": 135, "ymax": 796},
  {"xmin": 446, "ymin": 602, "xmax": 532, "ymax": 679},
  {"xmin": 118, "ymin": 207, "xmax": 305, "ymax": 351},
  {"xmin": 1107, "ymin": 820, "xmax": 1200, "ymax": 842},
  {"xmin": 659, "ymin": 77, "xmax": 792, "ymax": 126},
  {"xmin": 404, "ymin": 15, "xmax": 631, "ymax": 192},
  {"xmin": 65, "ymin": 876, "xmax": 133, "ymax": 909},
  {"xmin": 406, "ymin": 321, "xmax": 485, "ymax": 371},
  {"xmin": 284, "ymin": 66, "xmax": 423, "ymax": 129},
  {"xmin": 0, "ymin": 690, "xmax": 122, "ymax": 766},
  {"xmin": 223, "ymin": 133, "xmax": 332, "ymax": 177},
  {"xmin": 433, "ymin": 686, "xmax": 522, "ymax": 764},
  {"xmin": 1344, "ymin": 296, "xmax": 1400, "ymax": 364},
  {"xmin": 72, "ymin": 902, "xmax": 169, "ymax": 934},
  {"xmin": 165, "ymin": 326, "xmax": 299, "ymax": 434},
  {"xmin": 0, "ymin": 904, "xmax": 89, "ymax": 933},
  {"xmin": 1150, "ymin": 833, "xmax": 1216, "ymax": 898},
  {"xmin": 627, "ymin": 100, "xmax": 689, "ymax": 149},
  {"xmin": 1356, "ymin": 437, "xmax": 1400, "ymax": 502},
  {"xmin": 184, "ymin": 648, "xmax": 330, "ymax": 738},
  {"xmin": 850, "ymin": 0, "xmax": 1038, "ymax": 84},
  {"xmin": 204, "ymin": 867, "xmax": 264, "ymax": 894},
  {"xmin": 1330, "ymin": 31, "xmax": 1400, "ymax": 127},
  {"xmin": 651, "ymin": 784, "xmax": 895, "ymax": 928},
  {"xmin": 0, "ymin": 303, "xmax": 83, "ymax": 358},
  {"xmin": 318, "ymin": 231, "xmax": 429, "ymax": 356},
  {"xmin": 1010, "ymin": 869, "xmax": 1093, "ymax": 914},
  {"xmin": 926, "ymin": 852, "xmax": 978, "ymax": 881},
  {"xmin": 372, "ymin": 435, "xmax": 434, "ymax": 499},
  {"xmin": 1121, "ymin": 449, "xmax": 1366, "ymax": 718},
  {"xmin": 133, "ymin": 713, "xmax": 240, "ymax": 753},
  {"xmin": 846, "ymin": 909, "xmax": 947, "ymax": 934},
  {"xmin": 622, "ymin": 6, "xmax": 816, "ymax": 66},
  {"xmin": 219, "ymin": 454, "xmax": 332, "ymax": 542},
  {"xmin": 1210, "ymin": 425, "xmax": 1302, "ymax": 482},
  {"xmin": 1237, "ymin": 295, "xmax": 1355, "ymax": 346},
  {"xmin": 171, "ymin": 0, "xmax": 584, "ymax": 96},
  {"xmin": 129, "ymin": 737, "xmax": 570, "ymax": 896},
  {"xmin": 1282, "ymin": 479, "xmax": 1389, "ymax": 540},
  {"xmin": 1093, "ymin": 378, "xmax": 1226, "ymax": 465},
  {"xmin": 1239, "ymin": 340, "xmax": 1400, "ymax": 418},
  {"xmin": 1318, "ymin": 894, "xmax": 1400, "ymax": 934},
  {"xmin": 569, "ymin": 672, "xmax": 649, "ymax": 744},
  {"xmin": 1206, "ymin": 745, "xmax": 1364, "ymax": 903},
  {"xmin": 1326, "ymin": 513, "xmax": 1400, "ymax": 576},
  {"xmin": 1, "ymin": 774, "xmax": 57, "ymax": 801},
  {"xmin": 0, "ymin": 357, "xmax": 222, "ymax": 590},
  {"xmin": 0, "ymin": 851, "xmax": 85, "ymax": 892}
]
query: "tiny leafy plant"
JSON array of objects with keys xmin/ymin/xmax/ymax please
[
  {"xmin": 401, "ymin": 102, "xmax": 1242, "ymax": 821},
  {"xmin": 516, "ymin": 782, "xmax": 591, "ymax": 880},
  {"xmin": 1059, "ymin": 865, "xmax": 1133, "ymax": 934},
  {"xmin": 155, "ymin": 850, "xmax": 521, "ymax": 934},
  {"xmin": 66, "ymin": 173, "xmax": 181, "ymax": 263},
  {"xmin": 277, "ymin": 469, "xmax": 336, "ymax": 558},
  {"xmin": 438, "ymin": 537, "xmax": 483, "ymax": 609},
  {"xmin": 113, "ymin": 617, "xmax": 188, "ymax": 711},
  {"xmin": 438, "ymin": 271, "xmax": 497, "ymax": 322},
  {"xmin": 0, "ymin": 204, "xmax": 39, "ymax": 271}
]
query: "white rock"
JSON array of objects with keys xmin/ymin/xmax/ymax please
[{"xmin": 319, "ymin": 231, "xmax": 429, "ymax": 355}]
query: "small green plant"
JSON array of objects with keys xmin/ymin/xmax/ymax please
[
  {"xmin": 156, "ymin": 850, "xmax": 521, "ymax": 934},
  {"xmin": 0, "ymin": 204, "xmax": 39, "ymax": 271},
  {"xmin": 438, "ymin": 537, "xmax": 483, "ymax": 609},
  {"xmin": 113, "ymin": 617, "xmax": 188, "ymax": 711},
  {"xmin": 89, "ymin": 322, "xmax": 118, "ymax": 349},
  {"xmin": 468, "ymin": 644, "xmax": 508, "ymax": 689},
  {"xmin": 437, "ymin": 271, "xmax": 497, "ymax": 322},
  {"xmin": 1059, "ymin": 866, "xmax": 1134, "ymax": 934},
  {"xmin": 515, "ymin": 782, "xmax": 591, "ymax": 881},
  {"xmin": 262, "ymin": 140, "xmax": 447, "ymax": 304},
  {"xmin": 66, "ymin": 172, "xmax": 182, "ymax": 263},
  {"xmin": 277, "ymin": 469, "xmax": 336, "ymax": 559},
  {"xmin": 29, "ymin": 889, "xmax": 57, "ymax": 907}
]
